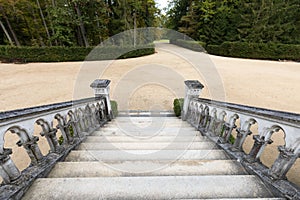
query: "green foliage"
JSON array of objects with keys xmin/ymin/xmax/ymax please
[
  {"xmin": 166, "ymin": 0, "xmax": 300, "ymax": 45},
  {"xmin": 173, "ymin": 98, "xmax": 184, "ymax": 117},
  {"xmin": 0, "ymin": 0, "xmax": 159, "ymax": 47},
  {"xmin": 110, "ymin": 100, "xmax": 118, "ymax": 118},
  {"xmin": 170, "ymin": 39, "xmax": 206, "ymax": 52},
  {"xmin": 206, "ymin": 42, "xmax": 300, "ymax": 61},
  {"xmin": 229, "ymin": 135, "xmax": 236, "ymax": 145},
  {"xmin": 0, "ymin": 45, "xmax": 155, "ymax": 63}
]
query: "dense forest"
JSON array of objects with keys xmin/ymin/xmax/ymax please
[
  {"xmin": 166, "ymin": 0, "xmax": 300, "ymax": 45},
  {"xmin": 1, "ymin": 0, "xmax": 300, "ymax": 47},
  {"xmin": 0, "ymin": 0, "xmax": 158, "ymax": 47}
]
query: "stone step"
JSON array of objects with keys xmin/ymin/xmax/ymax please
[
  {"xmin": 48, "ymin": 160, "xmax": 248, "ymax": 178},
  {"xmin": 22, "ymin": 176, "xmax": 276, "ymax": 200},
  {"xmin": 91, "ymin": 129, "xmax": 200, "ymax": 137},
  {"xmin": 77, "ymin": 142, "xmax": 217, "ymax": 150},
  {"xmin": 65, "ymin": 150, "xmax": 230, "ymax": 162},
  {"xmin": 84, "ymin": 135, "xmax": 208, "ymax": 143}
]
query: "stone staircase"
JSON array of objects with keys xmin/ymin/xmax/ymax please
[{"xmin": 22, "ymin": 116, "xmax": 283, "ymax": 199}]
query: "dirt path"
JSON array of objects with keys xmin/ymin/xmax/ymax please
[{"xmin": 0, "ymin": 43, "xmax": 299, "ymax": 185}]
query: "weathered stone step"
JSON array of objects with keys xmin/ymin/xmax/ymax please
[
  {"xmin": 103, "ymin": 124, "xmax": 189, "ymax": 128},
  {"xmin": 84, "ymin": 135, "xmax": 208, "ymax": 143},
  {"xmin": 22, "ymin": 176, "xmax": 276, "ymax": 200},
  {"xmin": 77, "ymin": 142, "xmax": 217, "ymax": 150},
  {"xmin": 48, "ymin": 160, "xmax": 248, "ymax": 178},
  {"xmin": 91, "ymin": 129, "xmax": 200, "ymax": 137},
  {"xmin": 65, "ymin": 150, "xmax": 230, "ymax": 162}
]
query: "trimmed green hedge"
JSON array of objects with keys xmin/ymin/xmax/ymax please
[
  {"xmin": 0, "ymin": 44, "xmax": 155, "ymax": 63},
  {"xmin": 206, "ymin": 42, "xmax": 300, "ymax": 61},
  {"xmin": 173, "ymin": 98, "xmax": 184, "ymax": 117},
  {"xmin": 110, "ymin": 100, "xmax": 118, "ymax": 118},
  {"xmin": 170, "ymin": 39, "xmax": 206, "ymax": 52}
]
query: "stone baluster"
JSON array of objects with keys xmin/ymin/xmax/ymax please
[
  {"xmin": 11, "ymin": 128, "xmax": 44, "ymax": 165},
  {"xmin": 0, "ymin": 148, "xmax": 21, "ymax": 184},
  {"xmin": 231, "ymin": 120, "xmax": 256, "ymax": 152},
  {"xmin": 90, "ymin": 79, "xmax": 113, "ymax": 120},
  {"xmin": 68, "ymin": 113, "xmax": 80, "ymax": 138},
  {"xmin": 208, "ymin": 109, "xmax": 217, "ymax": 136},
  {"xmin": 215, "ymin": 111, "xmax": 227, "ymax": 136},
  {"xmin": 182, "ymin": 80, "xmax": 204, "ymax": 121},
  {"xmin": 219, "ymin": 114, "xmax": 239, "ymax": 144},
  {"xmin": 245, "ymin": 135, "xmax": 273, "ymax": 163},
  {"xmin": 55, "ymin": 115, "xmax": 73, "ymax": 144},
  {"xmin": 268, "ymin": 146, "xmax": 299, "ymax": 180},
  {"xmin": 37, "ymin": 120, "xmax": 62, "ymax": 153}
]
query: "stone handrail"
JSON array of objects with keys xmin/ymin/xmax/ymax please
[
  {"xmin": 0, "ymin": 79, "xmax": 112, "ymax": 199},
  {"xmin": 183, "ymin": 80, "xmax": 300, "ymax": 199}
]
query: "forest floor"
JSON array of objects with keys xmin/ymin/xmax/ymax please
[{"xmin": 0, "ymin": 43, "xmax": 300, "ymax": 186}]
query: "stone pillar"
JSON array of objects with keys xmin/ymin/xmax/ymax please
[
  {"xmin": 90, "ymin": 79, "xmax": 113, "ymax": 120},
  {"xmin": 0, "ymin": 148, "xmax": 21, "ymax": 184},
  {"xmin": 269, "ymin": 146, "xmax": 300, "ymax": 180},
  {"xmin": 182, "ymin": 80, "xmax": 204, "ymax": 121}
]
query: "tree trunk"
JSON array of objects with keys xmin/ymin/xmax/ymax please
[
  {"xmin": 36, "ymin": 0, "xmax": 52, "ymax": 46},
  {"xmin": 0, "ymin": 6, "xmax": 21, "ymax": 46},
  {"xmin": 0, "ymin": 20, "xmax": 14, "ymax": 46},
  {"xmin": 74, "ymin": 2, "xmax": 89, "ymax": 47}
]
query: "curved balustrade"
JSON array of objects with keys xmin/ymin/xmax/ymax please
[
  {"xmin": 186, "ymin": 98, "xmax": 300, "ymax": 180},
  {"xmin": 0, "ymin": 98, "xmax": 109, "ymax": 186},
  {"xmin": 182, "ymin": 80, "xmax": 300, "ymax": 198}
]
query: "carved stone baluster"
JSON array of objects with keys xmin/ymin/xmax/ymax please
[
  {"xmin": 14, "ymin": 129, "xmax": 44, "ymax": 165},
  {"xmin": 231, "ymin": 128, "xmax": 252, "ymax": 152},
  {"xmin": 37, "ymin": 120, "xmax": 61, "ymax": 153},
  {"xmin": 68, "ymin": 113, "xmax": 80, "ymax": 138},
  {"xmin": 215, "ymin": 111, "xmax": 226, "ymax": 137},
  {"xmin": 219, "ymin": 114, "xmax": 239, "ymax": 144},
  {"xmin": 0, "ymin": 148, "xmax": 21, "ymax": 184},
  {"xmin": 231, "ymin": 120, "xmax": 255, "ymax": 152},
  {"xmin": 269, "ymin": 146, "xmax": 300, "ymax": 180},
  {"xmin": 208, "ymin": 109, "xmax": 217, "ymax": 136},
  {"xmin": 55, "ymin": 115, "xmax": 73, "ymax": 144},
  {"xmin": 245, "ymin": 135, "xmax": 273, "ymax": 163}
]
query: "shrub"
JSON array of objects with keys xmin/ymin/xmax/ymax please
[
  {"xmin": 110, "ymin": 100, "xmax": 118, "ymax": 118},
  {"xmin": 170, "ymin": 39, "xmax": 206, "ymax": 52},
  {"xmin": 206, "ymin": 42, "xmax": 300, "ymax": 61},
  {"xmin": 0, "ymin": 44, "xmax": 155, "ymax": 63},
  {"xmin": 173, "ymin": 98, "xmax": 184, "ymax": 117}
]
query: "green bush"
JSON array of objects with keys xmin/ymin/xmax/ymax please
[
  {"xmin": 0, "ymin": 44, "xmax": 155, "ymax": 63},
  {"xmin": 110, "ymin": 100, "xmax": 118, "ymax": 118},
  {"xmin": 173, "ymin": 98, "xmax": 184, "ymax": 117},
  {"xmin": 170, "ymin": 39, "xmax": 206, "ymax": 52},
  {"xmin": 206, "ymin": 42, "xmax": 300, "ymax": 61}
]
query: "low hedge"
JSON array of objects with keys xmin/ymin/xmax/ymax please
[
  {"xmin": 173, "ymin": 98, "xmax": 184, "ymax": 117},
  {"xmin": 0, "ymin": 44, "xmax": 155, "ymax": 63},
  {"xmin": 110, "ymin": 100, "xmax": 118, "ymax": 118},
  {"xmin": 206, "ymin": 42, "xmax": 300, "ymax": 61},
  {"xmin": 170, "ymin": 39, "xmax": 206, "ymax": 52}
]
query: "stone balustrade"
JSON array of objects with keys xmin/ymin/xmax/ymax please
[
  {"xmin": 183, "ymin": 80, "xmax": 300, "ymax": 198},
  {"xmin": 0, "ymin": 79, "xmax": 112, "ymax": 199}
]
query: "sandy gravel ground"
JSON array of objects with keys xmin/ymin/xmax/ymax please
[{"xmin": 0, "ymin": 43, "xmax": 299, "ymax": 185}]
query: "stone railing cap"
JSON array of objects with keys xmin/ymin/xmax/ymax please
[
  {"xmin": 90, "ymin": 79, "xmax": 111, "ymax": 88},
  {"xmin": 184, "ymin": 80, "xmax": 204, "ymax": 89}
]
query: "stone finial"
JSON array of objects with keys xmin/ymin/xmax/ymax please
[{"xmin": 182, "ymin": 80, "xmax": 204, "ymax": 121}]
